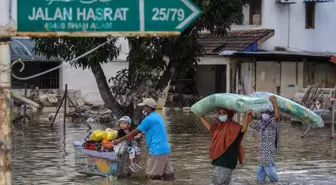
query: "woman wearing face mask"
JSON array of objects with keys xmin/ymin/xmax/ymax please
[
  {"xmin": 200, "ymin": 108, "xmax": 253, "ymax": 185},
  {"xmin": 249, "ymin": 95, "xmax": 280, "ymax": 183}
]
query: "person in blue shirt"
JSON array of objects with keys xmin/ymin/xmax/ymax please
[{"xmin": 113, "ymin": 98, "xmax": 175, "ymax": 180}]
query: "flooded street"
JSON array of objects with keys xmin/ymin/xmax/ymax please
[{"xmin": 12, "ymin": 111, "xmax": 336, "ymax": 185}]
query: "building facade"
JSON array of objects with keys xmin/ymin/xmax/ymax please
[{"xmin": 227, "ymin": 0, "xmax": 336, "ymax": 100}]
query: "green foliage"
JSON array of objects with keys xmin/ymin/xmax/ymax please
[
  {"xmin": 114, "ymin": 0, "xmax": 245, "ymax": 93},
  {"xmin": 193, "ymin": 0, "xmax": 245, "ymax": 35},
  {"xmin": 108, "ymin": 68, "xmax": 161, "ymax": 107},
  {"xmin": 109, "ymin": 37, "xmax": 164, "ymax": 105},
  {"xmin": 33, "ymin": 37, "xmax": 120, "ymax": 69},
  {"xmin": 33, "ymin": 0, "xmax": 245, "ymax": 111}
]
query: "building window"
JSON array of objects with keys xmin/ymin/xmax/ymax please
[
  {"xmin": 12, "ymin": 61, "xmax": 61, "ymax": 89},
  {"xmin": 249, "ymin": 0, "xmax": 262, "ymax": 25},
  {"xmin": 305, "ymin": 2, "xmax": 315, "ymax": 29}
]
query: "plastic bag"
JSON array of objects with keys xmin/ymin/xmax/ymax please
[
  {"xmin": 102, "ymin": 129, "xmax": 118, "ymax": 141},
  {"xmin": 101, "ymin": 139, "xmax": 113, "ymax": 149},
  {"xmin": 190, "ymin": 93, "xmax": 270, "ymax": 116},
  {"xmin": 251, "ymin": 92, "xmax": 324, "ymax": 128},
  {"xmin": 88, "ymin": 130, "xmax": 105, "ymax": 141},
  {"xmin": 191, "ymin": 92, "xmax": 324, "ymax": 128}
]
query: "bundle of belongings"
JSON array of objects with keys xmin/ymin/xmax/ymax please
[
  {"xmin": 84, "ymin": 129, "xmax": 118, "ymax": 152},
  {"xmin": 79, "ymin": 116, "xmax": 143, "ymax": 172}
]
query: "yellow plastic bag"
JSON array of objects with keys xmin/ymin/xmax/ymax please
[
  {"xmin": 102, "ymin": 129, "xmax": 118, "ymax": 141},
  {"xmin": 88, "ymin": 130, "xmax": 104, "ymax": 141}
]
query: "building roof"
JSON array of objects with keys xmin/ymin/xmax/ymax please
[
  {"xmin": 226, "ymin": 50, "xmax": 333, "ymax": 62},
  {"xmin": 10, "ymin": 38, "xmax": 60, "ymax": 62},
  {"xmin": 198, "ymin": 29, "xmax": 275, "ymax": 55}
]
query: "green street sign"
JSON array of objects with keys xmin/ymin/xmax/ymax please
[{"xmin": 17, "ymin": 0, "xmax": 202, "ymax": 37}]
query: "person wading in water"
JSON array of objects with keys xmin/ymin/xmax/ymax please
[
  {"xmin": 200, "ymin": 108, "xmax": 253, "ymax": 185},
  {"xmin": 249, "ymin": 95, "xmax": 280, "ymax": 183}
]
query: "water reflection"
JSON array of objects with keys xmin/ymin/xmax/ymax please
[{"xmin": 12, "ymin": 111, "xmax": 336, "ymax": 185}]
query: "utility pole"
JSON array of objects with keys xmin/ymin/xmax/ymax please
[{"xmin": 0, "ymin": 37, "xmax": 12, "ymax": 185}]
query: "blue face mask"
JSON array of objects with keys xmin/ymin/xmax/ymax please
[{"xmin": 219, "ymin": 115, "xmax": 228, "ymax": 122}]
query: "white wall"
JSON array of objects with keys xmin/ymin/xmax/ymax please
[
  {"xmin": 62, "ymin": 62, "xmax": 128, "ymax": 104},
  {"xmin": 261, "ymin": 0, "xmax": 336, "ymax": 53},
  {"xmin": 60, "ymin": 38, "xmax": 129, "ymax": 104}
]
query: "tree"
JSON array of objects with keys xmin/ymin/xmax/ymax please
[
  {"xmin": 109, "ymin": 37, "xmax": 166, "ymax": 122},
  {"xmin": 33, "ymin": 37, "xmax": 124, "ymax": 115},
  {"xmin": 112, "ymin": 0, "xmax": 245, "ymax": 99},
  {"xmin": 33, "ymin": 0, "xmax": 245, "ymax": 120},
  {"xmin": 155, "ymin": 0, "xmax": 245, "ymax": 91}
]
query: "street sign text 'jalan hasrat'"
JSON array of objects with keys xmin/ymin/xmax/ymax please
[{"xmin": 16, "ymin": 0, "xmax": 202, "ymax": 37}]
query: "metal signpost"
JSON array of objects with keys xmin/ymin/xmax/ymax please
[{"xmin": 0, "ymin": 0, "xmax": 202, "ymax": 184}]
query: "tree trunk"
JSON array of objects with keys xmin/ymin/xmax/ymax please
[
  {"xmin": 126, "ymin": 38, "xmax": 148, "ymax": 125},
  {"xmin": 155, "ymin": 35, "xmax": 185, "ymax": 91},
  {"xmin": 156, "ymin": 59, "xmax": 174, "ymax": 91},
  {"xmin": 90, "ymin": 62, "xmax": 123, "ymax": 117}
]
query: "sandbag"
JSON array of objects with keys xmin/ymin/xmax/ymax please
[
  {"xmin": 190, "ymin": 93, "xmax": 270, "ymax": 116},
  {"xmin": 251, "ymin": 92, "xmax": 324, "ymax": 128}
]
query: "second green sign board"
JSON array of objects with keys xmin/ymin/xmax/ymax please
[{"xmin": 17, "ymin": 0, "xmax": 202, "ymax": 34}]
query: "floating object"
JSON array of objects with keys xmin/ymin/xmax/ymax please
[
  {"xmin": 174, "ymin": 107, "xmax": 182, "ymax": 111},
  {"xmin": 182, "ymin": 107, "xmax": 191, "ymax": 113},
  {"xmin": 12, "ymin": 91, "xmax": 41, "ymax": 109},
  {"xmin": 163, "ymin": 107, "xmax": 171, "ymax": 112}
]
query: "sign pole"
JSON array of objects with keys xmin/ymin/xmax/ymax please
[{"xmin": 0, "ymin": 37, "xmax": 12, "ymax": 185}]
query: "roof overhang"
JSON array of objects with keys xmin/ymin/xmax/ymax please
[
  {"xmin": 220, "ymin": 51, "xmax": 333, "ymax": 62},
  {"xmin": 303, "ymin": 0, "xmax": 334, "ymax": 3},
  {"xmin": 10, "ymin": 38, "xmax": 61, "ymax": 62}
]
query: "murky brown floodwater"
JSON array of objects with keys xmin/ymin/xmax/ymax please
[{"xmin": 12, "ymin": 111, "xmax": 336, "ymax": 185}]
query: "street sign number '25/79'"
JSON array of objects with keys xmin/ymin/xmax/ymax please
[{"xmin": 17, "ymin": 0, "xmax": 202, "ymax": 36}]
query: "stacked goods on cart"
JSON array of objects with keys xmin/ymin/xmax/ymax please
[{"xmin": 84, "ymin": 129, "xmax": 118, "ymax": 151}]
